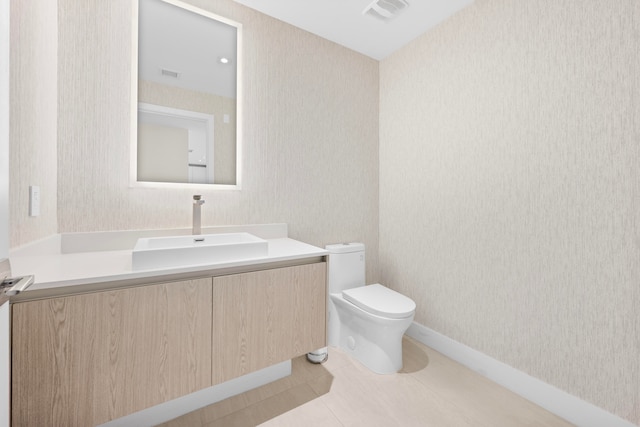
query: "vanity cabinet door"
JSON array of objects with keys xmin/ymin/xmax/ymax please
[
  {"xmin": 11, "ymin": 278, "xmax": 212, "ymax": 426},
  {"xmin": 212, "ymin": 262, "xmax": 326, "ymax": 384}
]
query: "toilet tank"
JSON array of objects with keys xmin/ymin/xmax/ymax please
[{"xmin": 326, "ymin": 243, "xmax": 365, "ymax": 294}]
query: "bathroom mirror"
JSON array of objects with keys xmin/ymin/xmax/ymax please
[{"xmin": 132, "ymin": 0, "xmax": 242, "ymax": 188}]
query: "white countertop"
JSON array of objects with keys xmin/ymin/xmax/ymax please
[{"xmin": 8, "ymin": 225, "xmax": 328, "ymax": 296}]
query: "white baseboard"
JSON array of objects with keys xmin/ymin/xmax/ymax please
[{"xmin": 406, "ymin": 322, "xmax": 637, "ymax": 427}]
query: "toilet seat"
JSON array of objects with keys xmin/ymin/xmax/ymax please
[{"xmin": 342, "ymin": 284, "xmax": 415, "ymax": 319}]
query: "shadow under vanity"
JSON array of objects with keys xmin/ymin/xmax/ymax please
[{"xmin": 6, "ymin": 224, "xmax": 327, "ymax": 426}]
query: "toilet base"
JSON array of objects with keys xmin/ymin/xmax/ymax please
[
  {"xmin": 337, "ymin": 331, "xmax": 403, "ymax": 374},
  {"xmin": 331, "ymin": 293, "xmax": 414, "ymax": 374}
]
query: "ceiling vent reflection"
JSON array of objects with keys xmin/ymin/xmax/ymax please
[{"xmin": 363, "ymin": 0, "xmax": 409, "ymax": 23}]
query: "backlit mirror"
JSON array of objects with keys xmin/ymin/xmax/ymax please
[{"xmin": 133, "ymin": 0, "xmax": 241, "ymax": 188}]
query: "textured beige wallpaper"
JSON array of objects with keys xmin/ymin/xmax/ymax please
[
  {"xmin": 9, "ymin": 0, "xmax": 58, "ymax": 247},
  {"xmin": 379, "ymin": 0, "xmax": 639, "ymax": 423},
  {"xmin": 52, "ymin": 0, "xmax": 380, "ymax": 280}
]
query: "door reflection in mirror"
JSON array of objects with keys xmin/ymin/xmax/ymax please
[{"xmin": 138, "ymin": 103, "xmax": 214, "ymax": 184}]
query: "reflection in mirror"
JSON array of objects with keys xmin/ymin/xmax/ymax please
[{"xmin": 135, "ymin": 0, "xmax": 241, "ymax": 187}]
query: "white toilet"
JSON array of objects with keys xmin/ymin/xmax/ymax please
[{"xmin": 326, "ymin": 243, "xmax": 416, "ymax": 374}]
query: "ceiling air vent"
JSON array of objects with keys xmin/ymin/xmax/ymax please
[
  {"xmin": 363, "ymin": 0, "xmax": 409, "ymax": 23},
  {"xmin": 160, "ymin": 68, "xmax": 180, "ymax": 78}
]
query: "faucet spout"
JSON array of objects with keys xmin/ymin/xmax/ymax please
[{"xmin": 192, "ymin": 195, "xmax": 205, "ymax": 235}]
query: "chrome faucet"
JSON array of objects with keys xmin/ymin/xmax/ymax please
[{"xmin": 192, "ymin": 195, "xmax": 205, "ymax": 235}]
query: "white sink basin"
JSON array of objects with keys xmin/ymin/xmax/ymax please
[{"xmin": 132, "ymin": 232, "xmax": 268, "ymax": 270}]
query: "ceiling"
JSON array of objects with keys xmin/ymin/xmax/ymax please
[{"xmin": 232, "ymin": 0, "xmax": 474, "ymax": 60}]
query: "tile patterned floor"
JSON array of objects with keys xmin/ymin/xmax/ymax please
[{"xmin": 160, "ymin": 337, "xmax": 574, "ymax": 427}]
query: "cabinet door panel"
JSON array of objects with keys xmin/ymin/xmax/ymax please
[
  {"xmin": 12, "ymin": 278, "xmax": 212, "ymax": 426},
  {"xmin": 212, "ymin": 263, "xmax": 326, "ymax": 384}
]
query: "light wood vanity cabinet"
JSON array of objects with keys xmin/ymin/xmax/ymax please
[
  {"xmin": 11, "ymin": 278, "xmax": 213, "ymax": 426},
  {"xmin": 11, "ymin": 261, "xmax": 326, "ymax": 426},
  {"xmin": 212, "ymin": 262, "xmax": 326, "ymax": 384}
]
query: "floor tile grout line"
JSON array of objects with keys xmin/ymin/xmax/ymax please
[{"xmin": 310, "ymin": 395, "xmax": 348, "ymax": 427}]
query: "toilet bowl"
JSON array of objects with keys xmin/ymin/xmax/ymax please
[{"xmin": 326, "ymin": 243, "xmax": 416, "ymax": 374}]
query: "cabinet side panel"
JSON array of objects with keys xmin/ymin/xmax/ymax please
[{"xmin": 0, "ymin": 303, "xmax": 10, "ymax": 427}]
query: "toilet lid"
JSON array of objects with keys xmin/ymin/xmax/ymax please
[{"xmin": 342, "ymin": 284, "xmax": 416, "ymax": 319}]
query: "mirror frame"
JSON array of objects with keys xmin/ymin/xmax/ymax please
[{"xmin": 130, "ymin": 0, "xmax": 243, "ymax": 190}]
